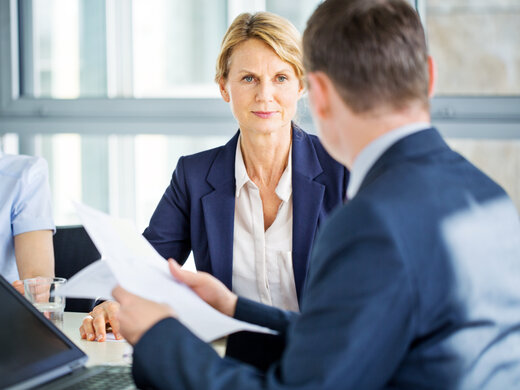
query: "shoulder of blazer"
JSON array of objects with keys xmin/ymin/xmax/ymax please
[
  {"xmin": 359, "ymin": 127, "xmax": 446, "ymax": 193},
  {"xmin": 178, "ymin": 131, "xmax": 239, "ymax": 190}
]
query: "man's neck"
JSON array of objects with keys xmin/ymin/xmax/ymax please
[{"xmin": 345, "ymin": 104, "xmax": 431, "ymax": 168}]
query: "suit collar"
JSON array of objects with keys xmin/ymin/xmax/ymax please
[
  {"xmin": 292, "ymin": 123, "xmax": 323, "ymax": 180},
  {"xmin": 234, "ymin": 135, "xmax": 250, "ymax": 197},
  {"xmin": 206, "ymin": 131, "xmax": 239, "ymax": 189},
  {"xmin": 359, "ymin": 127, "xmax": 448, "ymax": 193},
  {"xmin": 347, "ymin": 122, "xmax": 430, "ymax": 199}
]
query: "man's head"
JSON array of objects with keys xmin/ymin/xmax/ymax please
[
  {"xmin": 303, "ymin": 0, "xmax": 434, "ymax": 166},
  {"xmin": 304, "ymin": 0, "xmax": 430, "ymax": 113}
]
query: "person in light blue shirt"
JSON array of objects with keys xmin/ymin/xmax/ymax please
[{"xmin": 0, "ymin": 151, "xmax": 55, "ymax": 292}]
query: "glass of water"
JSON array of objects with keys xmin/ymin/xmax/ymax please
[{"xmin": 24, "ymin": 277, "xmax": 67, "ymax": 328}]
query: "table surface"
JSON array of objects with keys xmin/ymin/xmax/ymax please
[{"xmin": 61, "ymin": 312, "xmax": 226, "ymax": 367}]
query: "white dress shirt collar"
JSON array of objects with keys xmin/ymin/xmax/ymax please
[
  {"xmin": 235, "ymin": 137, "xmax": 249, "ymax": 197},
  {"xmin": 235, "ymin": 135, "xmax": 292, "ymax": 202},
  {"xmin": 347, "ymin": 122, "xmax": 431, "ymax": 200}
]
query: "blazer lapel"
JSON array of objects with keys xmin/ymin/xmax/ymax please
[
  {"xmin": 201, "ymin": 132, "xmax": 239, "ymax": 290},
  {"xmin": 292, "ymin": 128, "xmax": 326, "ymax": 301}
]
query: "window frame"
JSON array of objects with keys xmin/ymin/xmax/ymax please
[{"xmin": 1, "ymin": 0, "xmax": 519, "ymax": 139}]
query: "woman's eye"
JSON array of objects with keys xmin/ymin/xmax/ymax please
[
  {"xmin": 277, "ymin": 75, "xmax": 288, "ymax": 82},
  {"xmin": 243, "ymin": 76, "xmax": 254, "ymax": 82}
]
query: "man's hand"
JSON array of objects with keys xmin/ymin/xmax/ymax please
[
  {"xmin": 79, "ymin": 301, "xmax": 122, "ymax": 342},
  {"xmin": 112, "ymin": 286, "xmax": 175, "ymax": 346},
  {"xmin": 168, "ymin": 259, "xmax": 238, "ymax": 317}
]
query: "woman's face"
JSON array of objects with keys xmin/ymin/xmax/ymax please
[{"xmin": 220, "ymin": 38, "xmax": 303, "ymax": 137}]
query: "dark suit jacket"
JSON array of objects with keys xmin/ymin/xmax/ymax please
[{"xmin": 133, "ymin": 128, "xmax": 520, "ymax": 389}]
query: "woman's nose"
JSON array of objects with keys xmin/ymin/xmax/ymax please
[{"xmin": 255, "ymin": 81, "xmax": 274, "ymax": 102}]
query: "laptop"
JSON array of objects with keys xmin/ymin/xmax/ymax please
[{"xmin": 0, "ymin": 275, "xmax": 136, "ymax": 389}]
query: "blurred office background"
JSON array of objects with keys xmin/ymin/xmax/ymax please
[{"xmin": 0, "ymin": 0, "xmax": 519, "ymax": 233}]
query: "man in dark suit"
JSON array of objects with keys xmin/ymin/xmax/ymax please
[{"xmin": 112, "ymin": 0, "xmax": 520, "ymax": 388}]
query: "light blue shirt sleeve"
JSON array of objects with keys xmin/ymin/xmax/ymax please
[
  {"xmin": 10, "ymin": 156, "xmax": 55, "ymax": 236},
  {"xmin": 0, "ymin": 154, "xmax": 55, "ymax": 282}
]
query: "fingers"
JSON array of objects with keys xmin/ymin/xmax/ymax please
[
  {"xmin": 79, "ymin": 318, "xmax": 87, "ymax": 339},
  {"xmin": 168, "ymin": 259, "xmax": 200, "ymax": 287},
  {"xmin": 25, "ymin": 282, "xmax": 51, "ymax": 303},
  {"xmin": 12, "ymin": 280, "xmax": 24, "ymax": 295},
  {"xmin": 92, "ymin": 314, "xmax": 107, "ymax": 341},
  {"xmin": 79, "ymin": 301, "xmax": 121, "ymax": 342},
  {"xmin": 80, "ymin": 315, "xmax": 96, "ymax": 341},
  {"xmin": 106, "ymin": 305, "xmax": 122, "ymax": 340},
  {"xmin": 168, "ymin": 259, "xmax": 182, "ymax": 280}
]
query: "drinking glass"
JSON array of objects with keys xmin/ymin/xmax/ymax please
[{"xmin": 24, "ymin": 277, "xmax": 67, "ymax": 328}]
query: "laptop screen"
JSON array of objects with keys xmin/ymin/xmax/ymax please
[{"xmin": 0, "ymin": 276, "xmax": 86, "ymax": 389}]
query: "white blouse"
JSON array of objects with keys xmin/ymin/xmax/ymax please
[{"xmin": 231, "ymin": 137, "xmax": 299, "ymax": 312}]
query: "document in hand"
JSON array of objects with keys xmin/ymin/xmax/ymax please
[{"xmin": 56, "ymin": 202, "xmax": 276, "ymax": 342}]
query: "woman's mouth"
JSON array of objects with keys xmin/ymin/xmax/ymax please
[{"xmin": 252, "ymin": 111, "xmax": 277, "ymax": 119}]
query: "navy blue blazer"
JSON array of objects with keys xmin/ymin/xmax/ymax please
[
  {"xmin": 143, "ymin": 125, "xmax": 348, "ymax": 300},
  {"xmin": 132, "ymin": 128, "xmax": 520, "ymax": 389}
]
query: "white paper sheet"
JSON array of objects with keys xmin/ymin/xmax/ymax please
[{"xmin": 57, "ymin": 202, "xmax": 276, "ymax": 342}]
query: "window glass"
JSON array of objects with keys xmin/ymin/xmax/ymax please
[
  {"xmin": 266, "ymin": 0, "xmax": 321, "ymax": 32},
  {"xmin": 425, "ymin": 0, "xmax": 520, "ymax": 95},
  {"xmin": 23, "ymin": 0, "xmax": 227, "ymax": 99},
  {"xmin": 27, "ymin": 0, "xmax": 106, "ymax": 98},
  {"xmin": 132, "ymin": 0, "xmax": 227, "ymax": 98},
  {"xmin": 35, "ymin": 133, "xmax": 229, "ymax": 231},
  {"xmin": 446, "ymin": 139, "xmax": 520, "ymax": 212}
]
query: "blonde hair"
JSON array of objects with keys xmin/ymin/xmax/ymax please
[{"xmin": 215, "ymin": 12, "xmax": 304, "ymax": 85}]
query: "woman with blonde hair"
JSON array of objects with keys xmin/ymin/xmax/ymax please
[{"xmin": 81, "ymin": 11, "xmax": 348, "ymax": 369}]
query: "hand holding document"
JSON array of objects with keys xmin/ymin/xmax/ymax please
[{"xmin": 57, "ymin": 202, "xmax": 276, "ymax": 342}]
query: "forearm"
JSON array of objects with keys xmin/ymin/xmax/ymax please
[
  {"xmin": 14, "ymin": 230, "xmax": 55, "ymax": 279},
  {"xmin": 234, "ymin": 297, "xmax": 297, "ymax": 333},
  {"xmin": 133, "ymin": 318, "xmax": 269, "ymax": 390}
]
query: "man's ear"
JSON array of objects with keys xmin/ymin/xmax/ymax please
[
  {"xmin": 307, "ymin": 72, "xmax": 331, "ymax": 119},
  {"xmin": 427, "ymin": 56, "xmax": 436, "ymax": 98},
  {"xmin": 219, "ymin": 79, "xmax": 230, "ymax": 103}
]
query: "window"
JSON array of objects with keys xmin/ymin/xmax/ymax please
[
  {"xmin": 425, "ymin": 0, "xmax": 520, "ymax": 96},
  {"xmin": 421, "ymin": 0, "xmax": 520, "ymax": 210},
  {"xmin": 24, "ymin": 0, "xmax": 227, "ymax": 99}
]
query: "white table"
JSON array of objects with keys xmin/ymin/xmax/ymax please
[{"xmin": 61, "ymin": 312, "xmax": 226, "ymax": 366}]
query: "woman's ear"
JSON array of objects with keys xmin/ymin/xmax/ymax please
[
  {"xmin": 297, "ymin": 78, "xmax": 305, "ymax": 99},
  {"xmin": 219, "ymin": 79, "xmax": 230, "ymax": 103}
]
